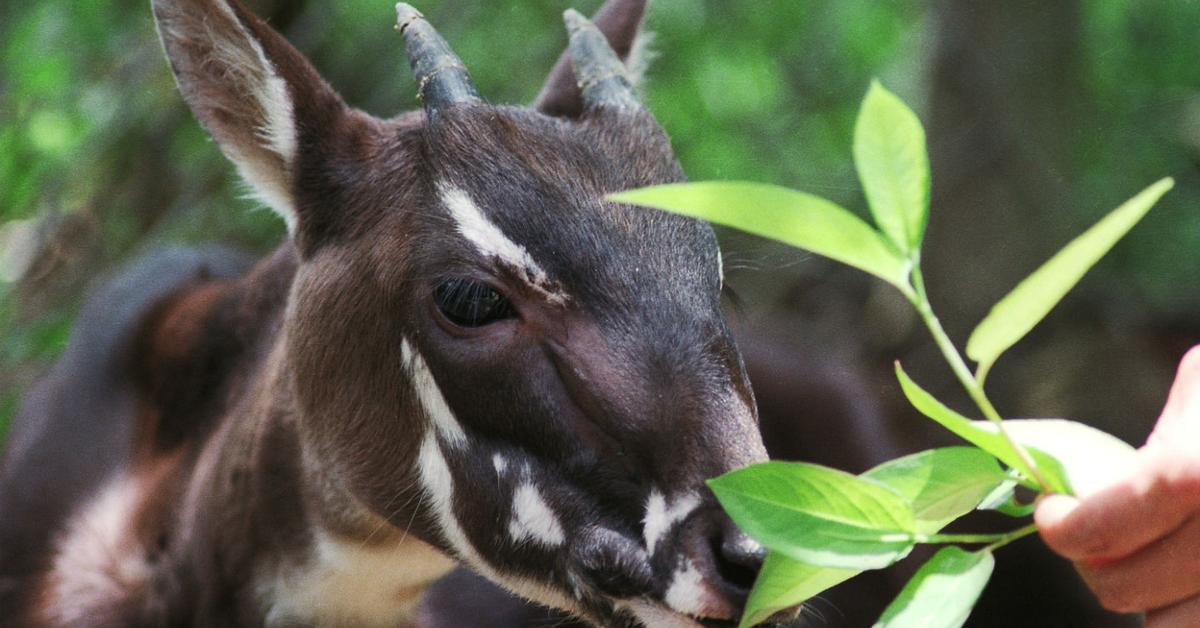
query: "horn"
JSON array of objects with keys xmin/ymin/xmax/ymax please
[
  {"xmin": 395, "ymin": 3, "xmax": 480, "ymax": 113},
  {"xmin": 562, "ymin": 9, "xmax": 641, "ymax": 111}
]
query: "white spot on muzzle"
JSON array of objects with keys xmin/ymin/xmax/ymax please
[
  {"xmin": 401, "ymin": 339, "xmax": 466, "ymax": 447},
  {"xmin": 643, "ymin": 490, "xmax": 701, "ymax": 556},
  {"xmin": 508, "ymin": 482, "xmax": 565, "ymax": 548},
  {"xmin": 492, "ymin": 453, "xmax": 508, "ymax": 475},
  {"xmin": 438, "ymin": 183, "xmax": 567, "ymax": 304},
  {"xmin": 416, "ymin": 433, "xmax": 579, "ymax": 616}
]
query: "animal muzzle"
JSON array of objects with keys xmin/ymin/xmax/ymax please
[{"xmin": 650, "ymin": 501, "xmax": 766, "ymax": 621}]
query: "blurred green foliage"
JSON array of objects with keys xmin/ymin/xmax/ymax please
[{"xmin": 1, "ymin": 0, "xmax": 1198, "ymax": 441}]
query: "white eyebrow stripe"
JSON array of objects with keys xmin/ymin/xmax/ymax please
[{"xmin": 438, "ymin": 183, "xmax": 567, "ymax": 305}]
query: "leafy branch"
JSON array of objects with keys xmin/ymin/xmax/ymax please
[{"xmin": 611, "ymin": 80, "xmax": 1171, "ymax": 628}]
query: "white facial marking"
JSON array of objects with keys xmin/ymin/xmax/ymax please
[
  {"xmin": 492, "ymin": 452, "xmax": 508, "ymax": 475},
  {"xmin": 44, "ymin": 475, "xmax": 149, "ymax": 625},
  {"xmin": 664, "ymin": 559, "xmax": 709, "ymax": 616},
  {"xmin": 643, "ymin": 490, "xmax": 701, "ymax": 556},
  {"xmin": 402, "ymin": 339, "xmax": 467, "ymax": 447},
  {"xmin": 618, "ymin": 600, "xmax": 703, "ymax": 628},
  {"xmin": 508, "ymin": 481, "xmax": 565, "ymax": 548},
  {"xmin": 261, "ymin": 531, "xmax": 455, "ymax": 627},
  {"xmin": 209, "ymin": 0, "xmax": 299, "ymax": 231},
  {"xmin": 438, "ymin": 183, "xmax": 567, "ymax": 304},
  {"xmin": 416, "ymin": 433, "xmax": 579, "ymax": 615}
]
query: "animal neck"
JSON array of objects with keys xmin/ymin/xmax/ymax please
[{"xmin": 54, "ymin": 244, "xmax": 456, "ymax": 626}]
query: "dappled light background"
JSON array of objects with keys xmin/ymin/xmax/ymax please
[{"xmin": 3, "ymin": 0, "xmax": 1200, "ymax": 488}]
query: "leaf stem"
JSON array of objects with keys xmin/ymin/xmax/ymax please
[
  {"xmin": 985, "ymin": 523, "xmax": 1039, "ymax": 551},
  {"xmin": 916, "ymin": 523, "xmax": 1038, "ymax": 551},
  {"xmin": 906, "ymin": 264, "xmax": 1053, "ymax": 493}
]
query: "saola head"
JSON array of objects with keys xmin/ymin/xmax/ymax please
[{"xmin": 153, "ymin": 0, "xmax": 770, "ymax": 625}]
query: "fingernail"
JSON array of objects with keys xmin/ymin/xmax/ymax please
[{"xmin": 1034, "ymin": 494, "xmax": 1080, "ymax": 528}]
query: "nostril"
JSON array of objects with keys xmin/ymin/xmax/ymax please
[{"xmin": 711, "ymin": 528, "xmax": 764, "ymax": 593}]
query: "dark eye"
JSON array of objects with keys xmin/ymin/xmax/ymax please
[{"xmin": 433, "ymin": 279, "xmax": 516, "ymax": 328}]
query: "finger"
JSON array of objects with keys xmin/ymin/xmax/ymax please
[
  {"xmin": 1150, "ymin": 345, "xmax": 1200, "ymax": 440},
  {"xmin": 1035, "ymin": 453, "xmax": 1200, "ymax": 561},
  {"xmin": 1075, "ymin": 514, "xmax": 1200, "ymax": 613},
  {"xmin": 1147, "ymin": 591, "xmax": 1200, "ymax": 628}
]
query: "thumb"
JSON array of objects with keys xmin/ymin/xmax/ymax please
[{"xmin": 1150, "ymin": 345, "xmax": 1200, "ymax": 441}]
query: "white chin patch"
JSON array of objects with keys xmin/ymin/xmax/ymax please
[
  {"xmin": 664, "ymin": 559, "xmax": 709, "ymax": 616},
  {"xmin": 619, "ymin": 600, "xmax": 704, "ymax": 628}
]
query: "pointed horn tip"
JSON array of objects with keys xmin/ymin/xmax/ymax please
[
  {"xmin": 395, "ymin": 3, "xmax": 423, "ymax": 30},
  {"xmin": 562, "ymin": 9, "xmax": 591, "ymax": 33}
]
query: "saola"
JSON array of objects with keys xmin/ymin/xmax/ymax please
[{"xmin": 0, "ymin": 0, "xmax": 778, "ymax": 626}]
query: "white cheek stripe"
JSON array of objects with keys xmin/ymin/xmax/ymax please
[
  {"xmin": 438, "ymin": 183, "xmax": 567, "ymax": 304},
  {"xmin": 508, "ymin": 482, "xmax": 565, "ymax": 548},
  {"xmin": 401, "ymin": 339, "xmax": 467, "ymax": 447},
  {"xmin": 643, "ymin": 490, "xmax": 701, "ymax": 556}
]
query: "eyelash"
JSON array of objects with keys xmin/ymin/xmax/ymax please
[{"xmin": 433, "ymin": 278, "xmax": 516, "ymax": 327}]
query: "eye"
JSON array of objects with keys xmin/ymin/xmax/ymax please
[{"xmin": 433, "ymin": 279, "xmax": 516, "ymax": 328}]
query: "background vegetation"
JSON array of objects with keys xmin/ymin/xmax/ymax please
[
  {"xmin": 4, "ymin": 0, "xmax": 1199, "ymax": 487},
  {"xmin": 2, "ymin": 1, "xmax": 1197, "ymax": 625}
]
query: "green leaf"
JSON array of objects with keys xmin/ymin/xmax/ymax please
[
  {"xmin": 736, "ymin": 448, "xmax": 1004, "ymax": 626},
  {"xmin": 894, "ymin": 364, "xmax": 1071, "ymax": 494},
  {"xmin": 708, "ymin": 461, "xmax": 916, "ymax": 569},
  {"xmin": 966, "ymin": 178, "xmax": 1174, "ymax": 375},
  {"xmin": 974, "ymin": 479, "xmax": 1031, "ymax": 517},
  {"xmin": 739, "ymin": 552, "xmax": 858, "ymax": 628},
  {"xmin": 983, "ymin": 419, "xmax": 1136, "ymax": 497},
  {"xmin": 864, "ymin": 447, "xmax": 1008, "ymax": 534},
  {"xmin": 853, "ymin": 80, "xmax": 930, "ymax": 254},
  {"xmin": 609, "ymin": 182, "xmax": 911, "ymax": 290},
  {"xmin": 874, "ymin": 547, "xmax": 995, "ymax": 628}
]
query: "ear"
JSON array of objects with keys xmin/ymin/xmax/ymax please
[
  {"xmin": 153, "ymin": 0, "xmax": 346, "ymax": 234},
  {"xmin": 534, "ymin": 0, "xmax": 649, "ymax": 117}
]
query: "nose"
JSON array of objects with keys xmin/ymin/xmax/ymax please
[
  {"xmin": 673, "ymin": 509, "xmax": 766, "ymax": 619},
  {"xmin": 717, "ymin": 518, "xmax": 767, "ymax": 591}
]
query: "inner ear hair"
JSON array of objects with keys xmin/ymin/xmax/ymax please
[{"xmin": 152, "ymin": 0, "xmax": 344, "ymax": 233}]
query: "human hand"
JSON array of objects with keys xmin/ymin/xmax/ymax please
[{"xmin": 1036, "ymin": 346, "xmax": 1200, "ymax": 627}]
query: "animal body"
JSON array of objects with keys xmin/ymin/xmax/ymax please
[{"xmin": 0, "ymin": 0, "xmax": 777, "ymax": 626}]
